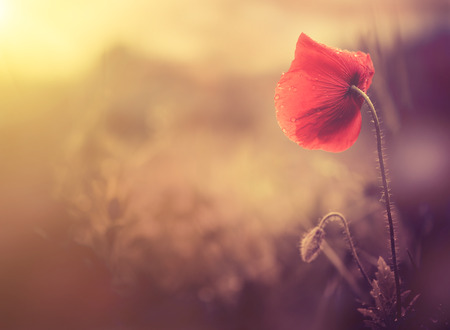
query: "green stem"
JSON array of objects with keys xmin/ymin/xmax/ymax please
[
  {"xmin": 350, "ymin": 85, "xmax": 402, "ymax": 319},
  {"xmin": 318, "ymin": 212, "xmax": 371, "ymax": 287}
]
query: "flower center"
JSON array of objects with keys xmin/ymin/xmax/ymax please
[
  {"xmin": 349, "ymin": 73, "xmax": 361, "ymax": 87},
  {"xmin": 346, "ymin": 73, "xmax": 362, "ymax": 96}
]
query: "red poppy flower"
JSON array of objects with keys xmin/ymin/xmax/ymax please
[{"xmin": 274, "ymin": 33, "xmax": 375, "ymax": 152}]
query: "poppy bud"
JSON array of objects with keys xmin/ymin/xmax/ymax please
[{"xmin": 300, "ymin": 226, "xmax": 325, "ymax": 263}]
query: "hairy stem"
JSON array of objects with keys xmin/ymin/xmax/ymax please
[
  {"xmin": 318, "ymin": 212, "xmax": 371, "ymax": 286},
  {"xmin": 321, "ymin": 240, "xmax": 363, "ymax": 298},
  {"xmin": 350, "ymin": 85, "xmax": 401, "ymax": 319}
]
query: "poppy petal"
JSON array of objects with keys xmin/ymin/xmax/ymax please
[
  {"xmin": 275, "ymin": 33, "xmax": 374, "ymax": 152},
  {"xmin": 275, "ymin": 70, "xmax": 362, "ymax": 152}
]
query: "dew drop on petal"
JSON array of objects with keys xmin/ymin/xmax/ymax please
[
  {"xmin": 290, "ymin": 117, "xmax": 296, "ymax": 122},
  {"xmin": 274, "ymin": 94, "xmax": 280, "ymax": 100}
]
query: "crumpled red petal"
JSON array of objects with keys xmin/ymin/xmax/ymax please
[{"xmin": 275, "ymin": 33, "xmax": 375, "ymax": 152}]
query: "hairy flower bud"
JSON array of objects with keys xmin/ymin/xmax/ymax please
[{"xmin": 300, "ymin": 226, "xmax": 325, "ymax": 263}]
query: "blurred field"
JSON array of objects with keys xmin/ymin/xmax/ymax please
[{"xmin": 1, "ymin": 1, "xmax": 449, "ymax": 329}]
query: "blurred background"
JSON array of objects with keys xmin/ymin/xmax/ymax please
[{"xmin": 0, "ymin": 0, "xmax": 449, "ymax": 329}]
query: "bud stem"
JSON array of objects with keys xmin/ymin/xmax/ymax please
[
  {"xmin": 350, "ymin": 85, "xmax": 401, "ymax": 319},
  {"xmin": 318, "ymin": 212, "xmax": 370, "ymax": 286}
]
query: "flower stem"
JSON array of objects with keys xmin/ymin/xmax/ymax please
[
  {"xmin": 350, "ymin": 85, "xmax": 402, "ymax": 319},
  {"xmin": 318, "ymin": 212, "xmax": 371, "ymax": 287}
]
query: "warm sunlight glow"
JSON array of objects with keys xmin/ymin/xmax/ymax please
[
  {"xmin": 1, "ymin": 1, "xmax": 449, "ymax": 329},
  {"xmin": 0, "ymin": 0, "xmax": 12, "ymax": 27},
  {"xmin": 0, "ymin": 0, "xmax": 434, "ymax": 83}
]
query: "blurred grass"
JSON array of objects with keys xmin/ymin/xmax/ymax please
[
  {"xmin": 1, "ymin": 1, "xmax": 449, "ymax": 329},
  {"xmin": 0, "ymin": 44, "xmax": 382, "ymax": 330}
]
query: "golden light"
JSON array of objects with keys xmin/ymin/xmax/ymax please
[
  {"xmin": 0, "ymin": 0, "xmax": 111, "ymax": 82},
  {"xmin": 0, "ymin": 0, "xmax": 10, "ymax": 25}
]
